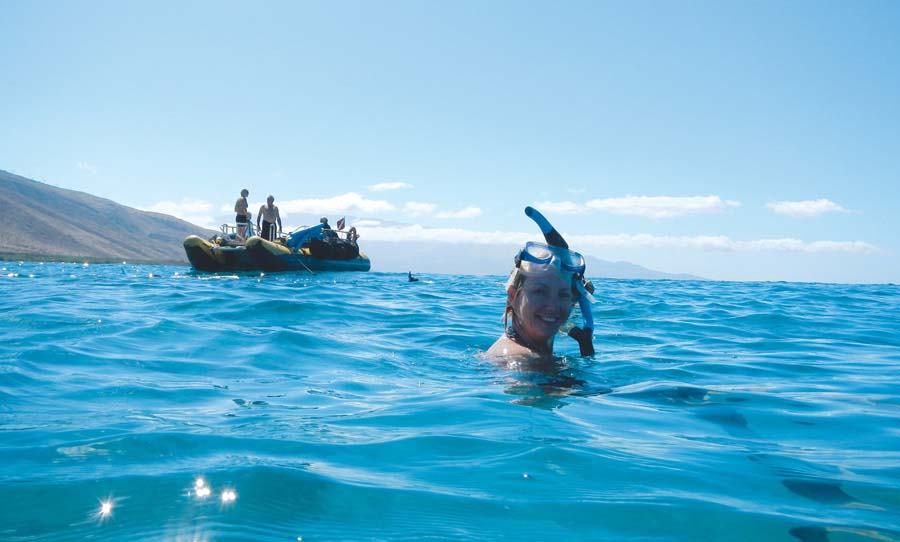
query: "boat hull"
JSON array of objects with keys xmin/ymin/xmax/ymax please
[
  {"xmin": 245, "ymin": 236, "xmax": 370, "ymax": 272},
  {"xmin": 183, "ymin": 235, "xmax": 258, "ymax": 272}
]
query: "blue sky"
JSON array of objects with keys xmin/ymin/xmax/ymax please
[{"xmin": 2, "ymin": 1, "xmax": 898, "ymax": 282}]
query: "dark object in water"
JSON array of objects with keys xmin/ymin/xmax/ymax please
[
  {"xmin": 782, "ymin": 478, "xmax": 854, "ymax": 505},
  {"xmin": 789, "ymin": 526, "xmax": 829, "ymax": 542},
  {"xmin": 408, "ymin": 271, "xmax": 419, "ymax": 282}
]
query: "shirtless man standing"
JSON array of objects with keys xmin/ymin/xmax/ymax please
[
  {"xmin": 234, "ymin": 189, "xmax": 251, "ymax": 240},
  {"xmin": 257, "ymin": 195, "xmax": 282, "ymax": 241}
]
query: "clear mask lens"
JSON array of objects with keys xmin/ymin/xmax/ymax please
[{"xmin": 521, "ymin": 242, "xmax": 585, "ymax": 274}]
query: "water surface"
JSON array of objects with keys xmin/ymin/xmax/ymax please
[{"xmin": 1, "ymin": 262, "xmax": 898, "ymax": 541}]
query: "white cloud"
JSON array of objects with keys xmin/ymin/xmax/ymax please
[
  {"xmin": 362, "ymin": 224, "xmax": 529, "ymax": 245},
  {"xmin": 765, "ymin": 198, "xmax": 848, "ymax": 218},
  {"xmin": 402, "ymin": 201, "xmax": 483, "ymax": 219},
  {"xmin": 76, "ymin": 162, "xmax": 97, "ymax": 174},
  {"xmin": 737, "ymin": 239, "xmax": 875, "ymax": 253},
  {"xmin": 436, "ymin": 206, "xmax": 483, "ymax": 219},
  {"xmin": 141, "ymin": 199, "xmax": 218, "ymax": 229},
  {"xmin": 571, "ymin": 233, "xmax": 734, "ymax": 250},
  {"xmin": 356, "ymin": 224, "xmax": 877, "ymax": 255},
  {"xmin": 403, "ymin": 201, "xmax": 438, "ymax": 216},
  {"xmin": 279, "ymin": 192, "xmax": 395, "ymax": 215},
  {"xmin": 369, "ymin": 181, "xmax": 413, "ymax": 192},
  {"xmin": 532, "ymin": 200, "xmax": 585, "ymax": 214},
  {"xmin": 569, "ymin": 234, "xmax": 878, "ymax": 254},
  {"xmin": 585, "ymin": 195, "xmax": 741, "ymax": 219}
]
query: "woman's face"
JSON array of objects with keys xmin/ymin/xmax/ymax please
[{"xmin": 511, "ymin": 272, "xmax": 575, "ymax": 347}]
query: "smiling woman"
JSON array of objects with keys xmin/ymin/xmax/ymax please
[
  {"xmin": 487, "ymin": 262, "xmax": 577, "ymax": 359},
  {"xmin": 486, "ymin": 208, "xmax": 595, "ymax": 361}
]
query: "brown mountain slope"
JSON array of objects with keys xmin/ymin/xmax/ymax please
[{"xmin": 0, "ymin": 170, "xmax": 213, "ymax": 263}]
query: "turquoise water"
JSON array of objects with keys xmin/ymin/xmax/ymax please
[{"xmin": 2, "ymin": 261, "xmax": 899, "ymax": 542}]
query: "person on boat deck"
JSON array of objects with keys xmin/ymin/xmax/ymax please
[
  {"xmin": 257, "ymin": 195, "xmax": 283, "ymax": 241},
  {"xmin": 486, "ymin": 243, "xmax": 585, "ymax": 360},
  {"xmin": 234, "ymin": 189, "xmax": 251, "ymax": 240}
]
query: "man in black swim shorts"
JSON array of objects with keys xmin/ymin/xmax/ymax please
[{"xmin": 234, "ymin": 188, "xmax": 250, "ymax": 240}]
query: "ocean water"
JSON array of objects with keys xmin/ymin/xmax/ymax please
[{"xmin": 1, "ymin": 261, "xmax": 899, "ymax": 542}]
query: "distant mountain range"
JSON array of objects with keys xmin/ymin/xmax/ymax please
[{"xmin": 0, "ymin": 169, "xmax": 704, "ymax": 280}]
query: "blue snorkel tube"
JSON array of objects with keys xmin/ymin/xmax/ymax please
[{"xmin": 524, "ymin": 206, "xmax": 596, "ymax": 357}]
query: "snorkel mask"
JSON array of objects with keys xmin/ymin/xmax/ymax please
[
  {"xmin": 510, "ymin": 207, "xmax": 596, "ymax": 356},
  {"xmin": 516, "ymin": 241, "xmax": 587, "ymax": 277}
]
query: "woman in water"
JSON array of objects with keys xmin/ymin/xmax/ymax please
[
  {"xmin": 487, "ymin": 207, "xmax": 595, "ymax": 360},
  {"xmin": 486, "ymin": 240, "xmax": 585, "ymax": 359}
]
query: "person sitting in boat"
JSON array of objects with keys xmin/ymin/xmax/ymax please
[
  {"xmin": 348, "ymin": 226, "xmax": 359, "ymax": 246},
  {"xmin": 257, "ymin": 195, "xmax": 282, "ymax": 241},
  {"xmin": 486, "ymin": 207, "xmax": 595, "ymax": 361},
  {"xmin": 320, "ymin": 217, "xmax": 337, "ymax": 241},
  {"xmin": 234, "ymin": 188, "xmax": 251, "ymax": 241}
]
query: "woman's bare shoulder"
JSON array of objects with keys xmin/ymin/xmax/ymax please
[{"xmin": 484, "ymin": 335, "xmax": 540, "ymax": 362}]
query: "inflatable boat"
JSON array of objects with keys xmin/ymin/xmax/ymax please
[
  {"xmin": 184, "ymin": 222, "xmax": 370, "ymax": 273},
  {"xmin": 245, "ymin": 224, "xmax": 370, "ymax": 272},
  {"xmin": 183, "ymin": 235, "xmax": 257, "ymax": 272}
]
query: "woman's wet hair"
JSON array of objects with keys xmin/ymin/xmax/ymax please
[{"xmin": 502, "ymin": 270, "xmax": 526, "ymax": 328}]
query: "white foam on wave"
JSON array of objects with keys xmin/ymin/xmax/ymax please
[{"xmin": 199, "ymin": 275, "xmax": 240, "ymax": 281}]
